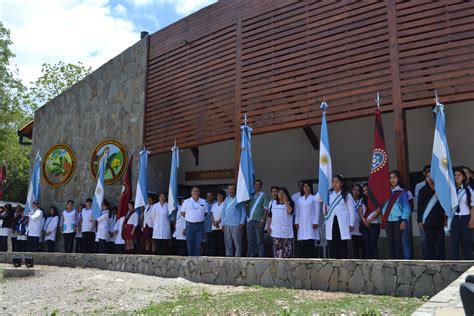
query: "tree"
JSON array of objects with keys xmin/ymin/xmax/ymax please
[
  {"xmin": 0, "ymin": 22, "xmax": 30, "ymax": 202},
  {"xmin": 23, "ymin": 61, "xmax": 92, "ymax": 111}
]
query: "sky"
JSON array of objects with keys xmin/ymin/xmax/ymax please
[{"xmin": 0, "ymin": 0, "xmax": 217, "ymax": 86}]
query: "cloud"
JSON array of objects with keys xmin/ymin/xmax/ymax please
[
  {"xmin": 1, "ymin": 0, "xmax": 139, "ymax": 86},
  {"xmin": 128, "ymin": 0, "xmax": 216, "ymax": 15}
]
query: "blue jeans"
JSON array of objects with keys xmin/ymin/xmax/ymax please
[
  {"xmin": 224, "ymin": 225, "xmax": 242, "ymax": 257},
  {"xmin": 186, "ymin": 221, "xmax": 204, "ymax": 256},
  {"xmin": 246, "ymin": 220, "xmax": 265, "ymax": 257},
  {"xmin": 450, "ymin": 215, "xmax": 472, "ymax": 260},
  {"xmin": 402, "ymin": 213, "xmax": 413, "ymax": 259}
]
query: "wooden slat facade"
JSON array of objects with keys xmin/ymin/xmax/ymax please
[{"xmin": 145, "ymin": 0, "xmax": 474, "ymax": 155}]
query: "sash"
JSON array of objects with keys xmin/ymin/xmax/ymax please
[
  {"xmin": 447, "ymin": 188, "xmax": 468, "ymax": 231},
  {"xmin": 248, "ymin": 192, "xmax": 264, "ymax": 220},
  {"xmin": 422, "ymin": 194, "xmax": 439, "ymax": 224},
  {"xmin": 354, "ymin": 199, "xmax": 362, "ymax": 216},
  {"xmin": 457, "ymin": 188, "xmax": 466, "ymax": 211},
  {"xmin": 380, "ymin": 191, "xmax": 402, "ymax": 229},
  {"xmin": 121, "ymin": 211, "xmax": 134, "ymax": 238},
  {"xmin": 323, "ymin": 193, "xmax": 343, "ymax": 223}
]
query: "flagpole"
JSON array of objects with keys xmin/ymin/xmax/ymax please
[{"xmin": 375, "ymin": 92, "xmax": 381, "ymax": 109}]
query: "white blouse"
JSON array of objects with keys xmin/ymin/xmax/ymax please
[
  {"xmin": 62, "ymin": 209, "xmax": 77, "ymax": 233},
  {"xmin": 351, "ymin": 198, "xmax": 363, "ymax": 236},
  {"xmin": 152, "ymin": 202, "xmax": 171, "ymax": 240},
  {"xmin": 114, "ymin": 217, "xmax": 125, "ymax": 245},
  {"xmin": 270, "ymin": 201, "xmax": 294, "ymax": 239},
  {"xmin": 143, "ymin": 204, "xmax": 154, "ymax": 228},
  {"xmin": 28, "ymin": 209, "xmax": 44, "ymax": 237},
  {"xmin": 211, "ymin": 201, "xmax": 225, "ymax": 230},
  {"xmin": 457, "ymin": 187, "xmax": 474, "ymax": 216},
  {"xmin": 295, "ymin": 194, "xmax": 320, "ymax": 240},
  {"xmin": 44, "ymin": 215, "xmax": 59, "ymax": 241},
  {"xmin": 174, "ymin": 205, "xmax": 186, "ymax": 240},
  {"xmin": 96, "ymin": 210, "xmax": 109, "ymax": 241}
]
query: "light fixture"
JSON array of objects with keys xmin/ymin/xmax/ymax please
[
  {"xmin": 25, "ymin": 256, "xmax": 34, "ymax": 268},
  {"xmin": 12, "ymin": 256, "xmax": 22, "ymax": 268},
  {"xmin": 181, "ymin": 39, "xmax": 190, "ymax": 45}
]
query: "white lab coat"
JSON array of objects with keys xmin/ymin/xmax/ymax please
[
  {"xmin": 96, "ymin": 210, "xmax": 109, "ymax": 241},
  {"xmin": 324, "ymin": 191, "xmax": 355, "ymax": 241},
  {"xmin": 107, "ymin": 215, "xmax": 116, "ymax": 242},
  {"xmin": 174, "ymin": 205, "xmax": 186, "ymax": 240},
  {"xmin": 143, "ymin": 204, "xmax": 154, "ymax": 228},
  {"xmin": 351, "ymin": 198, "xmax": 363, "ymax": 237},
  {"xmin": 44, "ymin": 215, "xmax": 59, "ymax": 241},
  {"xmin": 114, "ymin": 217, "xmax": 125, "ymax": 245},
  {"xmin": 295, "ymin": 194, "xmax": 320, "ymax": 241},
  {"xmin": 152, "ymin": 202, "xmax": 171, "ymax": 240},
  {"xmin": 28, "ymin": 208, "xmax": 44, "ymax": 237}
]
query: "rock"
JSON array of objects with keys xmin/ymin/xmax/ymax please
[
  {"xmin": 348, "ymin": 266, "xmax": 364, "ymax": 293},
  {"xmin": 412, "ymin": 265, "xmax": 426, "ymax": 278},
  {"xmin": 397, "ymin": 264, "xmax": 413, "ymax": 285},
  {"xmin": 396, "ymin": 284, "xmax": 413, "ymax": 297},
  {"xmin": 260, "ymin": 266, "xmax": 273, "ymax": 287},
  {"xmin": 328, "ymin": 268, "xmax": 339, "ymax": 291},
  {"xmin": 413, "ymin": 274, "xmax": 435, "ymax": 297}
]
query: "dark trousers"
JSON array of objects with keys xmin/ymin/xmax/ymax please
[
  {"xmin": 115, "ymin": 244, "xmax": 125, "ymax": 254},
  {"xmin": 153, "ymin": 239, "xmax": 170, "ymax": 255},
  {"xmin": 46, "ymin": 240, "xmax": 55, "ymax": 252},
  {"xmin": 209, "ymin": 230, "xmax": 225, "ymax": 256},
  {"xmin": 0, "ymin": 236, "xmax": 7, "ymax": 252},
  {"xmin": 361, "ymin": 224, "xmax": 380, "ymax": 259},
  {"xmin": 351, "ymin": 235, "xmax": 366, "ymax": 259},
  {"xmin": 11, "ymin": 237, "xmax": 17, "ymax": 252},
  {"xmin": 107, "ymin": 242, "xmax": 115, "ymax": 254},
  {"xmin": 385, "ymin": 220, "xmax": 403, "ymax": 259},
  {"xmin": 298, "ymin": 240, "xmax": 317, "ymax": 258},
  {"xmin": 75, "ymin": 237, "xmax": 83, "ymax": 253},
  {"xmin": 63, "ymin": 233, "xmax": 75, "ymax": 253},
  {"xmin": 82, "ymin": 232, "xmax": 96, "ymax": 253},
  {"xmin": 329, "ymin": 216, "xmax": 348, "ymax": 259},
  {"xmin": 98, "ymin": 239, "xmax": 107, "ymax": 253},
  {"xmin": 27, "ymin": 236, "xmax": 39, "ymax": 252},
  {"xmin": 424, "ymin": 225, "xmax": 445, "ymax": 260},
  {"xmin": 451, "ymin": 215, "xmax": 473, "ymax": 260},
  {"xmin": 16, "ymin": 239, "xmax": 27, "ymax": 252},
  {"xmin": 175, "ymin": 239, "xmax": 188, "ymax": 256}
]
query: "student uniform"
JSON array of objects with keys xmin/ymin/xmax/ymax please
[
  {"xmin": 105, "ymin": 214, "xmax": 116, "ymax": 253},
  {"xmin": 350, "ymin": 198, "xmax": 365, "ymax": 259},
  {"xmin": 360, "ymin": 203, "xmax": 381, "ymax": 259},
  {"xmin": 75, "ymin": 211, "xmax": 83, "ymax": 253},
  {"xmin": 0, "ymin": 208, "xmax": 12, "ymax": 252},
  {"xmin": 16, "ymin": 216, "xmax": 28, "ymax": 252},
  {"xmin": 81, "ymin": 207, "xmax": 96, "ymax": 253},
  {"xmin": 44, "ymin": 215, "xmax": 59, "ymax": 252},
  {"xmin": 61, "ymin": 209, "xmax": 77, "ymax": 253},
  {"xmin": 325, "ymin": 191, "xmax": 356, "ymax": 259},
  {"xmin": 27, "ymin": 208, "xmax": 44, "ymax": 252},
  {"xmin": 173, "ymin": 204, "xmax": 187, "ymax": 256},
  {"xmin": 142, "ymin": 204, "xmax": 154, "ymax": 244},
  {"xmin": 295, "ymin": 194, "xmax": 320, "ymax": 258},
  {"xmin": 96, "ymin": 209, "xmax": 110, "ymax": 253},
  {"xmin": 113, "ymin": 216, "xmax": 125, "ymax": 254},
  {"xmin": 181, "ymin": 197, "xmax": 207, "ymax": 256},
  {"xmin": 152, "ymin": 202, "xmax": 171, "ymax": 255},
  {"xmin": 269, "ymin": 200, "xmax": 294, "ymax": 258},
  {"xmin": 209, "ymin": 201, "xmax": 225, "ymax": 257},
  {"xmin": 123, "ymin": 211, "xmax": 139, "ymax": 241},
  {"xmin": 450, "ymin": 186, "xmax": 474, "ymax": 260}
]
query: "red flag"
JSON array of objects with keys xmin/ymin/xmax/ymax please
[
  {"xmin": 0, "ymin": 162, "xmax": 6, "ymax": 199},
  {"xmin": 367, "ymin": 108, "xmax": 391, "ymax": 213},
  {"xmin": 117, "ymin": 155, "xmax": 133, "ymax": 219}
]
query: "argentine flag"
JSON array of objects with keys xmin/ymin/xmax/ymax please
[
  {"xmin": 168, "ymin": 142, "xmax": 179, "ymax": 215},
  {"xmin": 236, "ymin": 121, "xmax": 255, "ymax": 203},
  {"xmin": 430, "ymin": 99, "xmax": 458, "ymax": 218},
  {"xmin": 25, "ymin": 152, "xmax": 42, "ymax": 215},
  {"xmin": 92, "ymin": 153, "xmax": 107, "ymax": 219},
  {"xmin": 134, "ymin": 148, "xmax": 149, "ymax": 211},
  {"xmin": 318, "ymin": 101, "xmax": 332, "ymax": 205}
]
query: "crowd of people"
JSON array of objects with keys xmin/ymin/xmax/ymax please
[{"xmin": 0, "ymin": 165, "xmax": 472, "ymax": 260}]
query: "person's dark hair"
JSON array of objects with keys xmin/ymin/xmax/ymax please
[
  {"xmin": 361, "ymin": 184, "xmax": 369, "ymax": 207},
  {"xmin": 216, "ymin": 189, "xmax": 226, "ymax": 199},
  {"xmin": 301, "ymin": 180, "xmax": 313, "ymax": 195},
  {"xmin": 191, "ymin": 186, "xmax": 200, "ymax": 192},
  {"xmin": 454, "ymin": 167, "xmax": 472, "ymax": 207},
  {"xmin": 330, "ymin": 174, "xmax": 348, "ymax": 201},
  {"xmin": 85, "ymin": 198, "xmax": 92, "ymax": 203},
  {"xmin": 352, "ymin": 183, "xmax": 363, "ymax": 201},
  {"xmin": 254, "ymin": 179, "xmax": 263, "ymax": 186},
  {"xmin": 67, "ymin": 199, "xmax": 74, "ymax": 205},
  {"xmin": 158, "ymin": 192, "xmax": 167, "ymax": 199},
  {"xmin": 79, "ymin": 203, "xmax": 86, "ymax": 209},
  {"xmin": 128, "ymin": 201, "xmax": 134, "ymax": 209},
  {"xmin": 422, "ymin": 165, "xmax": 431, "ymax": 174},
  {"xmin": 270, "ymin": 186, "xmax": 279, "ymax": 192},
  {"xmin": 462, "ymin": 165, "xmax": 472, "ymax": 173},
  {"xmin": 102, "ymin": 199, "xmax": 111, "ymax": 209},
  {"xmin": 147, "ymin": 195, "xmax": 156, "ymax": 202},
  {"xmin": 48, "ymin": 206, "xmax": 59, "ymax": 217},
  {"xmin": 277, "ymin": 187, "xmax": 295, "ymax": 209},
  {"xmin": 389, "ymin": 170, "xmax": 406, "ymax": 190}
]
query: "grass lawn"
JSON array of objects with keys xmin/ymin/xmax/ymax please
[{"xmin": 138, "ymin": 286, "xmax": 425, "ymax": 315}]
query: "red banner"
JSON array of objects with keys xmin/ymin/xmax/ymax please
[
  {"xmin": 117, "ymin": 155, "xmax": 133, "ymax": 219},
  {"xmin": 0, "ymin": 162, "xmax": 6, "ymax": 199}
]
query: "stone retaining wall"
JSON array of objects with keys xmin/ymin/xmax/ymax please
[{"xmin": 1, "ymin": 253, "xmax": 472, "ymax": 298}]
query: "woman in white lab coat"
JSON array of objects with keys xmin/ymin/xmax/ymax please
[
  {"xmin": 44, "ymin": 206, "xmax": 59, "ymax": 252},
  {"xmin": 350, "ymin": 184, "xmax": 365, "ymax": 259},
  {"xmin": 324, "ymin": 175, "xmax": 355, "ymax": 259},
  {"xmin": 152, "ymin": 192, "xmax": 171, "ymax": 255},
  {"xmin": 295, "ymin": 181, "xmax": 320, "ymax": 258},
  {"xmin": 142, "ymin": 195, "xmax": 155, "ymax": 255},
  {"xmin": 96, "ymin": 200, "xmax": 110, "ymax": 254},
  {"xmin": 106, "ymin": 206, "xmax": 117, "ymax": 253}
]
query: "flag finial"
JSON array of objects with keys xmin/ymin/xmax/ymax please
[
  {"xmin": 433, "ymin": 90, "xmax": 444, "ymax": 113},
  {"xmin": 375, "ymin": 92, "xmax": 381, "ymax": 109},
  {"xmin": 320, "ymin": 99, "xmax": 328, "ymax": 112},
  {"xmin": 244, "ymin": 113, "xmax": 247, "ymax": 126}
]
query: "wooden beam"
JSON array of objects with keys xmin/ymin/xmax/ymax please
[
  {"xmin": 388, "ymin": 0, "xmax": 410, "ymax": 188},
  {"xmin": 190, "ymin": 147, "xmax": 199, "ymax": 166},
  {"xmin": 234, "ymin": 17, "xmax": 242, "ymax": 183},
  {"xmin": 302, "ymin": 127, "xmax": 319, "ymax": 150}
]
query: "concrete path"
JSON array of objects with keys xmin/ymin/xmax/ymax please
[{"xmin": 413, "ymin": 265, "xmax": 474, "ymax": 316}]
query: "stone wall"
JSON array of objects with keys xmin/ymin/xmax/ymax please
[
  {"xmin": 1, "ymin": 253, "xmax": 472, "ymax": 298},
  {"xmin": 30, "ymin": 38, "xmax": 147, "ymax": 209}
]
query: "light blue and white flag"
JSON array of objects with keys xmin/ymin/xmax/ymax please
[
  {"xmin": 134, "ymin": 148, "xmax": 150, "ymax": 213},
  {"xmin": 318, "ymin": 101, "xmax": 332, "ymax": 205},
  {"xmin": 168, "ymin": 142, "xmax": 179, "ymax": 215},
  {"xmin": 236, "ymin": 116, "xmax": 255, "ymax": 203},
  {"xmin": 430, "ymin": 96, "xmax": 458, "ymax": 219},
  {"xmin": 25, "ymin": 151, "xmax": 41, "ymax": 215},
  {"xmin": 92, "ymin": 153, "xmax": 107, "ymax": 219}
]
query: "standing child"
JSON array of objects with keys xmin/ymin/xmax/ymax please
[
  {"xmin": 114, "ymin": 213, "xmax": 126, "ymax": 254},
  {"xmin": 123, "ymin": 201, "xmax": 139, "ymax": 254},
  {"xmin": 44, "ymin": 206, "xmax": 59, "ymax": 252},
  {"xmin": 75, "ymin": 204, "xmax": 84, "ymax": 253},
  {"xmin": 350, "ymin": 184, "xmax": 365, "ymax": 259},
  {"xmin": 60, "ymin": 200, "xmax": 77, "ymax": 253},
  {"xmin": 15, "ymin": 207, "xmax": 28, "ymax": 252},
  {"xmin": 96, "ymin": 200, "xmax": 110, "ymax": 254},
  {"xmin": 107, "ymin": 206, "xmax": 117, "ymax": 253}
]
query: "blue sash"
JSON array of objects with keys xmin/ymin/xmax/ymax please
[
  {"xmin": 447, "ymin": 188, "xmax": 468, "ymax": 231},
  {"xmin": 248, "ymin": 192, "xmax": 264, "ymax": 220},
  {"xmin": 323, "ymin": 193, "xmax": 343, "ymax": 223},
  {"xmin": 422, "ymin": 195, "xmax": 439, "ymax": 224}
]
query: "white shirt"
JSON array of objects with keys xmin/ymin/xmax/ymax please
[
  {"xmin": 126, "ymin": 212, "xmax": 139, "ymax": 227},
  {"xmin": 211, "ymin": 201, "xmax": 225, "ymax": 230},
  {"xmin": 324, "ymin": 191, "xmax": 356, "ymax": 241},
  {"xmin": 81, "ymin": 208, "xmax": 96, "ymax": 232},
  {"xmin": 62, "ymin": 209, "xmax": 77, "ymax": 233},
  {"xmin": 181, "ymin": 197, "xmax": 207, "ymax": 223},
  {"xmin": 292, "ymin": 192, "xmax": 302, "ymax": 203},
  {"xmin": 44, "ymin": 215, "xmax": 59, "ymax": 241},
  {"xmin": 114, "ymin": 217, "xmax": 125, "ymax": 245},
  {"xmin": 107, "ymin": 215, "xmax": 117, "ymax": 242},
  {"xmin": 75, "ymin": 212, "xmax": 83, "ymax": 238},
  {"xmin": 295, "ymin": 194, "xmax": 320, "ymax": 240},
  {"xmin": 152, "ymin": 202, "xmax": 171, "ymax": 239},
  {"xmin": 351, "ymin": 198, "xmax": 363, "ymax": 236},
  {"xmin": 28, "ymin": 208, "xmax": 44, "ymax": 237},
  {"xmin": 143, "ymin": 204, "xmax": 154, "ymax": 228},
  {"xmin": 96, "ymin": 210, "xmax": 110, "ymax": 240},
  {"xmin": 457, "ymin": 186, "xmax": 474, "ymax": 216},
  {"xmin": 365, "ymin": 204, "xmax": 380, "ymax": 224},
  {"xmin": 270, "ymin": 201, "xmax": 294, "ymax": 239},
  {"xmin": 174, "ymin": 205, "xmax": 186, "ymax": 240}
]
